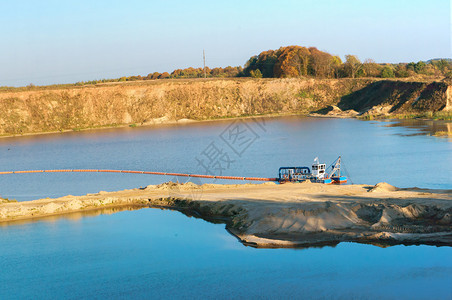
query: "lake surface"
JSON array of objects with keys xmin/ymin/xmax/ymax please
[
  {"xmin": 0, "ymin": 117, "xmax": 451, "ymax": 299},
  {"xmin": 0, "ymin": 117, "xmax": 451, "ymax": 201}
]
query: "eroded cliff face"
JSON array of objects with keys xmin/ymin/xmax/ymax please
[
  {"xmin": 445, "ymin": 85, "xmax": 452, "ymax": 111},
  {"xmin": 0, "ymin": 78, "xmax": 449, "ymax": 136},
  {"xmin": 338, "ymin": 80, "xmax": 450, "ymax": 115}
]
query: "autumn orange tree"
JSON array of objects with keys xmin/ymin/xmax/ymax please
[
  {"xmin": 244, "ymin": 46, "xmax": 336, "ymax": 78},
  {"xmin": 361, "ymin": 59, "xmax": 382, "ymax": 77},
  {"xmin": 273, "ymin": 46, "xmax": 311, "ymax": 77},
  {"xmin": 308, "ymin": 47, "xmax": 333, "ymax": 77}
]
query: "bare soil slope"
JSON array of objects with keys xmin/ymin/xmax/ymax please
[{"xmin": 338, "ymin": 80, "xmax": 451, "ymax": 115}]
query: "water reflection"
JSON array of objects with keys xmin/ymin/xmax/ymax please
[
  {"xmin": 3, "ymin": 202, "xmax": 442, "ymax": 250},
  {"xmin": 0, "ymin": 205, "xmax": 146, "ymax": 227},
  {"xmin": 0, "ymin": 207, "xmax": 450, "ymax": 299},
  {"xmin": 384, "ymin": 119, "xmax": 452, "ymax": 137},
  {"xmin": 1, "ymin": 116, "xmax": 451, "ymax": 202}
]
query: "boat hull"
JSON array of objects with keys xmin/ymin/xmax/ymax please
[{"xmin": 332, "ymin": 176, "xmax": 347, "ymax": 184}]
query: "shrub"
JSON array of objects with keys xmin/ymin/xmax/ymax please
[
  {"xmin": 250, "ymin": 69, "xmax": 263, "ymax": 78},
  {"xmin": 381, "ymin": 66, "xmax": 395, "ymax": 78}
]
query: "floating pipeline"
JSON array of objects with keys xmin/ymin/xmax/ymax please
[
  {"xmin": 0, "ymin": 169, "xmax": 278, "ymax": 182},
  {"xmin": 0, "ymin": 156, "xmax": 347, "ymax": 185}
]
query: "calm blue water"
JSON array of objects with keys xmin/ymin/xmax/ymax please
[
  {"xmin": 1, "ymin": 209, "xmax": 451, "ymax": 299},
  {"xmin": 0, "ymin": 117, "xmax": 451, "ymax": 201},
  {"xmin": 0, "ymin": 117, "xmax": 451, "ymax": 299}
]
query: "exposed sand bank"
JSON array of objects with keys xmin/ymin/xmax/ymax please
[
  {"xmin": 1, "ymin": 182, "xmax": 451, "ymax": 248},
  {"xmin": 2, "ymin": 78, "xmax": 449, "ymax": 138}
]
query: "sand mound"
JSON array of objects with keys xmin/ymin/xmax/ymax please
[
  {"xmin": 344, "ymin": 109, "xmax": 359, "ymax": 116},
  {"xmin": 368, "ymin": 182, "xmax": 398, "ymax": 193},
  {"xmin": 156, "ymin": 181, "xmax": 201, "ymax": 191},
  {"xmin": 156, "ymin": 182, "xmax": 180, "ymax": 190},
  {"xmin": 363, "ymin": 105, "xmax": 392, "ymax": 116},
  {"xmin": 177, "ymin": 118, "xmax": 195, "ymax": 123},
  {"xmin": 322, "ymin": 105, "xmax": 359, "ymax": 117},
  {"xmin": 329, "ymin": 105, "xmax": 342, "ymax": 113},
  {"xmin": 143, "ymin": 185, "xmax": 157, "ymax": 190},
  {"xmin": 40, "ymin": 202, "xmax": 62, "ymax": 214}
]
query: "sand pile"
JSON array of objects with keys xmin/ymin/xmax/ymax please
[
  {"xmin": 326, "ymin": 105, "xmax": 359, "ymax": 117},
  {"xmin": 156, "ymin": 181, "xmax": 202, "ymax": 191},
  {"xmin": 368, "ymin": 182, "xmax": 399, "ymax": 193},
  {"xmin": 311, "ymin": 105, "xmax": 359, "ymax": 118}
]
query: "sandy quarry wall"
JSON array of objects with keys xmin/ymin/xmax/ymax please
[
  {"xmin": 0, "ymin": 78, "xmax": 449, "ymax": 135},
  {"xmin": 338, "ymin": 80, "xmax": 450, "ymax": 114},
  {"xmin": 445, "ymin": 85, "xmax": 452, "ymax": 111}
]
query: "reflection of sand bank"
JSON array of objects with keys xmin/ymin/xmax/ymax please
[
  {"xmin": 1, "ymin": 182, "xmax": 451, "ymax": 248},
  {"xmin": 446, "ymin": 122, "xmax": 452, "ymax": 133},
  {"xmin": 0, "ymin": 205, "xmax": 143, "ymax": 227},
  {"xmin": 384, "ymin": 119, "xmax": 452, "ymax": 137}
]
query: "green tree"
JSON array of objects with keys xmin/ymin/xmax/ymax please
[
  {"xmin": 243, "ymin": 56, "xmax": 259, "ymax": 76},
  {"xmin": 250, "ymin": 69, "xmax": 263, "ymax": 78},
  {"xmin": 256, "ymin": 50, "xmax": 277, "ymax": 77},
  {"xmin": 414, "ymin": 61, "xmax": 426, "ymax": 73},
  {"xmin": 381, "ymin": 66, "xmax": 395, "ymax": 78},
  {"xmin": 344, "ymin": 55, "xmax": 361, "ymax": 78},
  {"xmin": 331, "ymin": 56, "xmax": 342, "ymax": 78},
  {"xmin": 433, "ymin": 59, "xmax": 448, "ymax": 73},
  {"xmin": 444, "ymin": 71, "xmax": 452, "ymax": 82},
  {"xmin": 394, "ymin": 64, "xmax": 409, "ymax": 77}
]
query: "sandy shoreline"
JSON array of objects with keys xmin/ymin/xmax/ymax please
[
  {"xmin": 0, "ymin": 112, "xmax": 297, "ymax": 139},
  {"xmin": 1, "ymin": 182, "xmax": 451, "ymax": 248}
]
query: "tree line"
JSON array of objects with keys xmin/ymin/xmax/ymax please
[
  {"xmin": 72, "ymin": 45, "xmax": 451, "ymax": 86},
  {"xmin": 74, "ymin": 66, "xmax": 242, "ymax": 86},
  {"xmin": 241, "ymin": 45, "xmax": 452, "ymax": 79}
]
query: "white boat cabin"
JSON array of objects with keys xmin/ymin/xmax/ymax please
[{"xmin": 311, "ymin": 159, "xmax": 326, "ymax": 179}]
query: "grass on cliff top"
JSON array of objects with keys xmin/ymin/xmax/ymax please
[{"xmin": 0, "ymin": 77, "xmax": 263, "ymax": 93}]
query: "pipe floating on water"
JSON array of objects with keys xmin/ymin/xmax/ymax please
[{"xmin": 0, "ymin": 169, "xmax": 278, "ymax": 182}]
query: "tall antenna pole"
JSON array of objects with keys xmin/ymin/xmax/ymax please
[{"xmin": 203, "ymin": 49, "xmax": 206, "ymax": 78}]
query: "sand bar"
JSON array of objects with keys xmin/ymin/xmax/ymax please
[{"xmin": 1, "ymin": 182, "xmax": 451, "ymax": 248}]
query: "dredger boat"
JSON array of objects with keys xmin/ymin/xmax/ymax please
[{"xmin": 278, "ymin": 156, "xmax": 347, "ymax": 184}]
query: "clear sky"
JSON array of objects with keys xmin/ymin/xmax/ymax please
[{"xmin": 1, "ymin": 0, "xmax": 450, "ymax": 86}]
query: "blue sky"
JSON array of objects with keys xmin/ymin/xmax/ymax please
[{"xmin": 1, "ymin": 0, "xmax": 450, "ymax": 86}]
